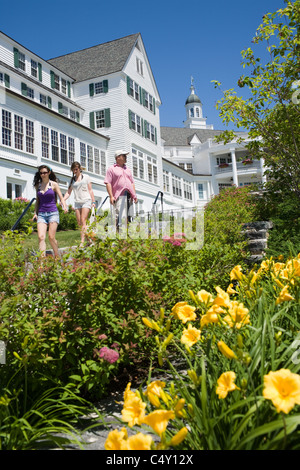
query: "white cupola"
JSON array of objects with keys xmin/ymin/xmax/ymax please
[{"xmin": 184, "ymin": 78, "xmax": 213, "ymax": 129}]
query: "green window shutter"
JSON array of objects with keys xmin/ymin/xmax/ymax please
[
  {"xmin": 126, "ymin": 76, "xmax": 131, "ymax": 95},
  {"xmin": 58, "ymin": 102, "xmax": 63, "ymax": 113},
  {"xmin": 104, "ymin": 108, "xmax": 111, "ymax": 128},
  {"xmin": 144, "ymin": 119, "xmax": 148, "ymax": 137},
  {"xmin": 89, "ymin": 112, "xmax": 95, "ymax": 130},
  {"xmin": 48, "ymin": 96, "xmax": 52, "ymax": 109},
  {"xmin": 153, "ymin": 99, "xmax": 156, "ymax": 115},
  {"xmin": 142, "ymin": 89, "xmax": 146, "ymax": 106},
  {"xmin": 103, "ymin": 80, "xmax": 108, "ymax": 93},
  {"xmin": 38, "ymin": 63, "xmax": 42, "ymax": 82},
  {"xmin": 139, "ymin": 86, "xmax": 142, "ymax": 104},
  {"xmin": 155, "ymin": 128, "xmax": 157, "ymax": 144},
  {"xmin": 76, "ymin": 111, "xmax": 80, "ymax": 123},
  {"xmin": 50, "ymin": 71, "xmax": 55, "ymax": 89},
  {"xmin": 128, "ymin": 110, "xmax": 132, "ymax": 129},
  {"xmin": 21, "ymin": 82, "xmax": 27, "ymax": 96},
  {"xmin": 141, "ymin": 118, "xmax": 144, "ymax": 136},
  {"xmin": 13, "ymin": 47, "xmax": 19, "ymax": 68},
  {"xmin": 67, "ymin": 81, "xmax": 71, "ymax": 98},
  {"xmin": 89, "ymin": 83, "xmax": 94, "ymax": 97},
  {"xmin": 4, "ymin": 74, "xmax": 10, "ymax": 88}
]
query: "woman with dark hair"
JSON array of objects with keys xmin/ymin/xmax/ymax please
[
  {"xmin": 63, "ymin": 161, "xmax": 96, "ymax": 246},
  {"xmin": 32, "ymin": 165, "xmax": 67, "ymax": 258}
]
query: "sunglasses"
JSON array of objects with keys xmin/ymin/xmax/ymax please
[{"xmin": 40, "ymin": 171, "xmax": 49, "ymax": 175}]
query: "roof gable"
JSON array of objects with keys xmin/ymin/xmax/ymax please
[{"xmin": 47, "ymin": 33, "xmax": 140, "ymax": 82}]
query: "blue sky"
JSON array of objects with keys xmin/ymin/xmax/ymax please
[{"xmin": 0, "ymin": 0, "xmax": 286, "ymax": 130}]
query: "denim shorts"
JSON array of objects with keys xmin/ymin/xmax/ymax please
[{"xmin": 37, "ymin": 211, "xmax": 60, "ymax": 225}]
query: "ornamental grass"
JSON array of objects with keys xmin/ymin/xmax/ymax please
[{"xmin": 105, "ymin": 253, "xmax": 300, "ymax": 450}]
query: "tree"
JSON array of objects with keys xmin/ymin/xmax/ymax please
[{"xmin": 212, "ymin": 0, "xmax": 300, "ymax": 199}]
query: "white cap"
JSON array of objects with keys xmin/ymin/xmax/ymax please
[{"xmin": 115, "ymin": 149, "xmax": 129, "ymax": 158}]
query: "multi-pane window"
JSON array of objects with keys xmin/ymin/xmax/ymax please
[
  {"xmin": 68, "ymin": 137, "xmax": 75, "ymax": 165},
  {"xmin": 183, "ymin": 181, "xmax": 192, "ymax": 200},
  {"xmin": 14, "ymin": 115, "xmax": 23, "ymax": 150},
  {"xmin": 132, "ymin": 149, "xmax": 144, "ymax": 180},
  {"xmin": 53, "ymin": 73, "xmax": 60, "ymax": 91},
  {"xmin": 80, "ymin": 142, "xmax": 86, "ymax": 168},
  {"xmin": 198, "ymin": 183, "xmax": 204, "ymax": 199},
  {"xmin": 60, "ymin": 134, "xmax": 67, "ymax": 164},
  {"xmin": 26, "ymin": 120, "xmax": 34, "ymax": 154},
  {"xmin": 7, "ymin": 181, "xmax": 22, "ymax": 199},
  {"xmin": 31, "ymin": 60, "xmax": 38, "ymax": 78},
  {"xmin": 40, "ymin": 94, "xmax": 47, "ymax": 106},
  {"xmin": 145, "ymin": 122, "xmax": 156, "ymax": 141},
  {"xmin": 147, "ymin": 155, "xmax": 158, "ymax": 184},
  {"xmin": 134, "ymin": 83, "xmax": 140, "ymax": 101},
  {"xmin": 95, "ymin": 110, "xmax": 105, "ymax": 128},
  {"xmin": 27, "ymin": 87, "xmax": 34, "ymax": 100},
  {"xmin": 41, "ymin": 126, "xmax": 49, "ymax": 158},
  {"xmin": 87, "ymin": 145, "xmax": 93, "ymax": 172},
  {"xmin": 18, "ymin": 52, "xmax": 26, "ymax": 71},
  {"xmin": 61, "ymin": 79, "xmax": 67, "ymax": 95},
  {"xmin": 95, "ymin": 81, "xmax": 103, "ymax": 94},
  {"xmin": 51, "ymin": 130, "xmax": 59, "ymax": 161},
  {"xmin": 2, "ymin": 110, "xmax": 12, "ymax": 146},
  {"xmin": 130, "ymin": 112, "xmax": 142, "ymax": 134},
  {"xmin": 163, "ymin": 170, "xmax": 170, "ymax": 193},
  {"xmin": 94, "ymin": 149, "xmax": 100, "ymax": 175},
  {"xmin": 172, "ymin": 175, "xmax": 182, "ymax": 197},
  {"xmin": 100, "ymin": 151, "xmax": 106, "ymax": 176},
  {"xmin": 70, "ymin": 109, "xmax": 76, "ymax": 121}
]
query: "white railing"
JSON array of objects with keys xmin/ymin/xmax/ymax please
[{"xmin": 215, "ymin": 161, "xmax": 261, "ymax": 174}]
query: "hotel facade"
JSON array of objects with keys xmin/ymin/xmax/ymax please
[{"xmin": 0, "ymin": 30, "xmax": 266, "ymax": 216}]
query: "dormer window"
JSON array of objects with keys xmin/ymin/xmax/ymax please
[{"xmin": 31, "ymin": 60, "xmax": 38, "ymax": 78}]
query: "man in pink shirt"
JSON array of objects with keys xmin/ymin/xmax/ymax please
[{"xmin": 104, "ymin": 150, "xmax": 138, "ymax": 228}]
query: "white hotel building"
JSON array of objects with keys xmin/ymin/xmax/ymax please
[{"xmin": 0, "ymin": 30, "xmax": 265, "ymax": 216}]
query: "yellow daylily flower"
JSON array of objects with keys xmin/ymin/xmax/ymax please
[
  {"xmin": 104, "ymin": 428, "xmax": 128, "ymax": 450},
  {"xmin": 143, "ymin": 410, "xmax": 175, "ymax": 436},
  {"xmin": 223, "ymin": 301, "xmax": 250, "ymax": 329},
  {"xmin": 227, "ymin": 283, "xmax": 237, "ymax": 295},
  {"xmin": 275, "ymin": 285, "xmax": 295, "ymax": 305},
  {"xmin": 263, "ymin": 369, "xmax": 300, "ymax": 414},
  {"xmin": 171, "ymin": 302, "xmax": 196, "ymax": 324},
  {"xmin": 200, "ymin": 304, "xmax": 224, "ymax": 328},
  {"xmin": 213, "ymin": 286, "xmax": 231, "ymax": 307},
  {"xmin": 196, "ymin": 290, "xmax": 214, "ymax": 304},
  {"xmin": 122, "ymin": 395, "xmax": 147, "ymax": 427},
  {"xmin": 126, "ymin": 433, "xmax": 153, "ymax": 450},
  {"xmin": 145, "ymin": 380, "xmax": 166, "ymax": 397},
  {"xmin": 229, "ymin": 265, "xmax": 244, "ymax": 281},
  {"xmin": 181, "ymin": 324, "xmax": 201, "ymax": 347},
  {"xmin": 216, "ymin": 371, "xmax": 239, "ymax": 399}
]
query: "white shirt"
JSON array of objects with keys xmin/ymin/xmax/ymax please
[{"xmin": 71, "ymin": 174, "xmax": 91, "ymax": 203}]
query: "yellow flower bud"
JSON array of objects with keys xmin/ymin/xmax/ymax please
[
  {"xmin": 187, "ymin": 369, "xmax": 199, "ymax": 385},
  {"xmin": 169, "ymin": 427, "xmax": 188, "ymax": 447},
  {"xmin": 217, "ymin": 341, "xmax": 237, "ymax": 360},
  {"xmin": 187, "ymin": 403, "xmax": 195, "ymax": 417},
  {"xmin": 237, "ymin": 334, "xmax": 243, "ymax": 348},
  {"xmin": 162, "ymin": 333, "xmax": 174, "ymax": 349}
]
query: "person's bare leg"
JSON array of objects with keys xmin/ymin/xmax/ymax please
[
  {"xmin": 37, "ymin": 223, "xmax": 47, "ymax": 256},
  {"xmin": 48, "ymin": 222, "xmax": 59, "ymax": 258},
  {"xmin": 80, "ymin": 207, "xmax": 91, "ymax": 244}
]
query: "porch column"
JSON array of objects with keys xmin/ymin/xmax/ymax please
[
  {"xmin": 260, "ymin": 157, "xmax": 267, "ymax": 183},
  {"xmin": 230, "ymin": 148, "xmax": 238, "ymax": 186}
]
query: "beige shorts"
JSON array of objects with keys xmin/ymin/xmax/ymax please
[{"xmin": 74, "ymin": 200, "xmax": 92, "ymax": 210}]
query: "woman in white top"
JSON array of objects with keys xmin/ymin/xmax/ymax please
[{"xmin": 63, "ymin": 161, "xmax": 96, "ymax": 246}]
